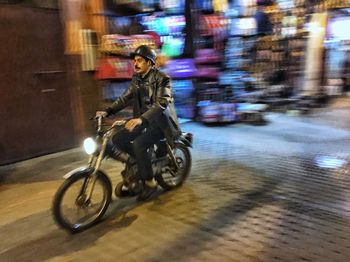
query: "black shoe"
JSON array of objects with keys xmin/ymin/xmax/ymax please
[
  {"xmin": 115, "ymin": 182, "xmax": 136, "ymax": 198},
  {"xmin": 137, "ymin": 180, "xmax": 157, "ymax": 201}
]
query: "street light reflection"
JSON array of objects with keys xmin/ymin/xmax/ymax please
[{"xmin": 314, "ymin": 155, "xmax": 347, "ymax": 169}]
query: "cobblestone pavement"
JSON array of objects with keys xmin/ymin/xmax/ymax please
[{"xmin": 1, "ymin": 109, "xmax": 350, "ymax": 262}]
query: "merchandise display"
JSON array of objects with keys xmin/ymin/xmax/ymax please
[
  {"xmin": 324, "ymin": 7, "xmax": 350, "ymax": 94},
  {"xmin": 97, "ymin": 0, "xmax": 194, "ymax": 120},
  {"xmin": 164, "ymin": 59, "xmax": 196, "ymax": 78},
  {"xmin": 160, "ymin": 0, "xmax": 185, "ymax": 14},
  {"xmin": 96, "ymin": 0, "xmax": 350, "ymax": 121},
  {"xmin": 193, "ymin": 6, "xmax": 235, "ymax": 123},
  {"xmin": 95, "ymin": 57, "xmax": 134, "ymax": 80},
  {"xmin": 327, "ymin": 15, "xmax": 350, "ymax": 41},
  {"xmin": 195, "ymin": 48, "xmax": 229, "ymax": 122},
  {"xmin": 231, "ymin": 17, "xmax": 257, "ymax": 36},
  {"xmin": 97, "ymin": 1, "xmax": 159, "ymax": 119},
  {"xmin": 164, "ymin": 59, "xmax": 196, "ymax": 119},
  {"xmin": 172, "ymin": 80, "xmax": 195, "ymax": 119},
  {"xmin": 99, "ymin": 34, "xmax": 157, "ymax": 57},
  {"xmin": 141, "ymin": 14, "xmax": 186, "ymax": 57}
]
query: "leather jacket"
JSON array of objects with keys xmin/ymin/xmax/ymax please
[{"xmin": 105, "ymin": 67, "xmax": 181, "ymax": 141}]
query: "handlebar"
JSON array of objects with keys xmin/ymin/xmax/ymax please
[{"xmin": 90, "ymin": 116, "xmax": 127, "ymax": 134}]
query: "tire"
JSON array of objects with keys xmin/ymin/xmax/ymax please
[
  {"xmin": 52, "ymin": 170, "xmax": 112, "ymax": 233},
  {"xmin": 156, "ymin": 143, "xmax": 191, "ymax": 190}
]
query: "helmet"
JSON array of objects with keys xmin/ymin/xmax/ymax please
[{"xmin": 130, "ymin": 45, "xmax": 156, "ymax": 65}]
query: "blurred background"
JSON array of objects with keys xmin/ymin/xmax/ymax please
[{"xmin": 1, "ymin": 0, "xmax": 350, "ymax": 165}]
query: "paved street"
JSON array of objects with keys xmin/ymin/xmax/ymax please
[{"xmin": 1, "ymin": 100, "xmax": 350, "ymax": 261}]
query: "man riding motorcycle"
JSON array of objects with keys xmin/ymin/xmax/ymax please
[{"xmin": 96, "ymin": 45, "xmax": 181, "ymax": 201}]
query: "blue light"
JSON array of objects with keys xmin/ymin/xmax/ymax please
[{"xmin": 314, "ymin": 156, "xmax": 347, "ymax": 169}]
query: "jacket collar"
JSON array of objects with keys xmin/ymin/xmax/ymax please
[
  {"xmin": 136, "ymin": 67, "xmax": 157, "ymax": 99},
  {"xmin": 138, "ymin": 66, "xmax": 155, "ymax": 81}
]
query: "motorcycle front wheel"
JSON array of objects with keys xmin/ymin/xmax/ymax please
[
  {"xmin": 156, "ymin": 143, "xmax": 191, "ymax": 190},
  {"xmin": 52, "ymin": 170, "xmax": 111, "ymax": 233}
]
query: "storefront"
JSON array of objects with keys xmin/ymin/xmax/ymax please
[
  {"xmin": 324, "ymin": 8, "xmax": 350, "ymax": 95},
  {"xmin": 0, "ymin": 1, "xmax": 77, "ymax": 165}
]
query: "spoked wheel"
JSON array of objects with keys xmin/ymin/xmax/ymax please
[
  {"xmin": 156, "ymin": 143, "xmax": 191, "ymax": 190},
  {"xmin": 52, "ymin": 170, "xmax": 111, "ymax": 233}
]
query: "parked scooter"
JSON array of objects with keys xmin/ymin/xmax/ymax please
[{"xmin": 52, "ymin": 116, "xmax": 192, "ymax": 233}]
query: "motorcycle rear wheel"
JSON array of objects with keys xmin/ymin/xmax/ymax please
[
  {"xmin": 156, "ymin": 143, "xmax": 191, "ymax": 190},
  {"xmin": 52, "ymin": 171, "xmax": 111, "ymax": 233}
]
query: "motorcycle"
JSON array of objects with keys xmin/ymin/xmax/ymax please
[{"xmin": 52, "ymin": 116, "xmax": 192, "ymax": 233}]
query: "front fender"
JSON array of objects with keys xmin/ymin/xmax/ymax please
[
  {"xmin": 177, "ymin": 132, "xmax": 193, "ymax": 148},
  {"xmin": 63, "ymin": 167, "xmax": 92, "ymax": 179}
]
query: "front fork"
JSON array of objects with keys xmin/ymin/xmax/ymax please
[
  {"xmin": 82, "ymin": 137, "xmax": 109, "ymax": 202},
  {"xmin": 167, "ymin": 144, "xmax": 180, "ymax": 171}
]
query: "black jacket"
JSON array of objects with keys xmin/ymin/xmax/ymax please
[{"xmin": 106, "ymin": 67, "xmax": 181, "ymax": 141}]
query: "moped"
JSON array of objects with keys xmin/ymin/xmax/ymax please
[{"xmin": 52, "ymin": 116, "xmax": 192, "ymax": 233}]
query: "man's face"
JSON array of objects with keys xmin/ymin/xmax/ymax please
[{"xmin": 133, "ymin": 55, "xmax": 151, "ymax": 75}]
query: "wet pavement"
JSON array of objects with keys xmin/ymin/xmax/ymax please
[{"xmin": 1, "ymin": 99, "xmax": 350, "ymax": 261}]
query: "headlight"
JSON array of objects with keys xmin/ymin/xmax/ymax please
[{"xmin": 83, "ymin": 138, "xmax": 97, "ymax": 155}]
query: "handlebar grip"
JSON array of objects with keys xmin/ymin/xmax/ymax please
[{"xmin": 112, "ymin": 120, "xmax": 127, "ymax": 127}]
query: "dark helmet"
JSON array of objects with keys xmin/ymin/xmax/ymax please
[{"xmin": 130, "ymin": 45, "xmax": 156, "ymax": 65}]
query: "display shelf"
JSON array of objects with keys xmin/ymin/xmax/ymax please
[
  {"xmin": 96, "ymin": 3, "xmax": 152, "ymax": 109},
  {"xmin": 95, "ymin": 56, "xmax": 134, "ymax": 80}
]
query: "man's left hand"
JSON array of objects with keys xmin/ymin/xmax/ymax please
[{"xmin": 125, "ymin": 118, "xmax": 143, "ymax": 132}]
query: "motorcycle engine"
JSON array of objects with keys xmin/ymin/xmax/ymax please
[{"xmin": 121, "ymin": 164, "xmax": 142, "ymax": 194}]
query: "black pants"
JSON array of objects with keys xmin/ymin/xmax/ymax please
[{"xmin": 112, "ymin": 123, "xmax": 165, "ymax": 181}]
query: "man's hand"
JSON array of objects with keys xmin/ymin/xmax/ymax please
[
  {"xmin": 125, "ymin": 118, "xmax": 142, "ymax": 132},
  {"xmin": 96, "ymin": 111, "xmax": 107, "ymax": 118}
]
